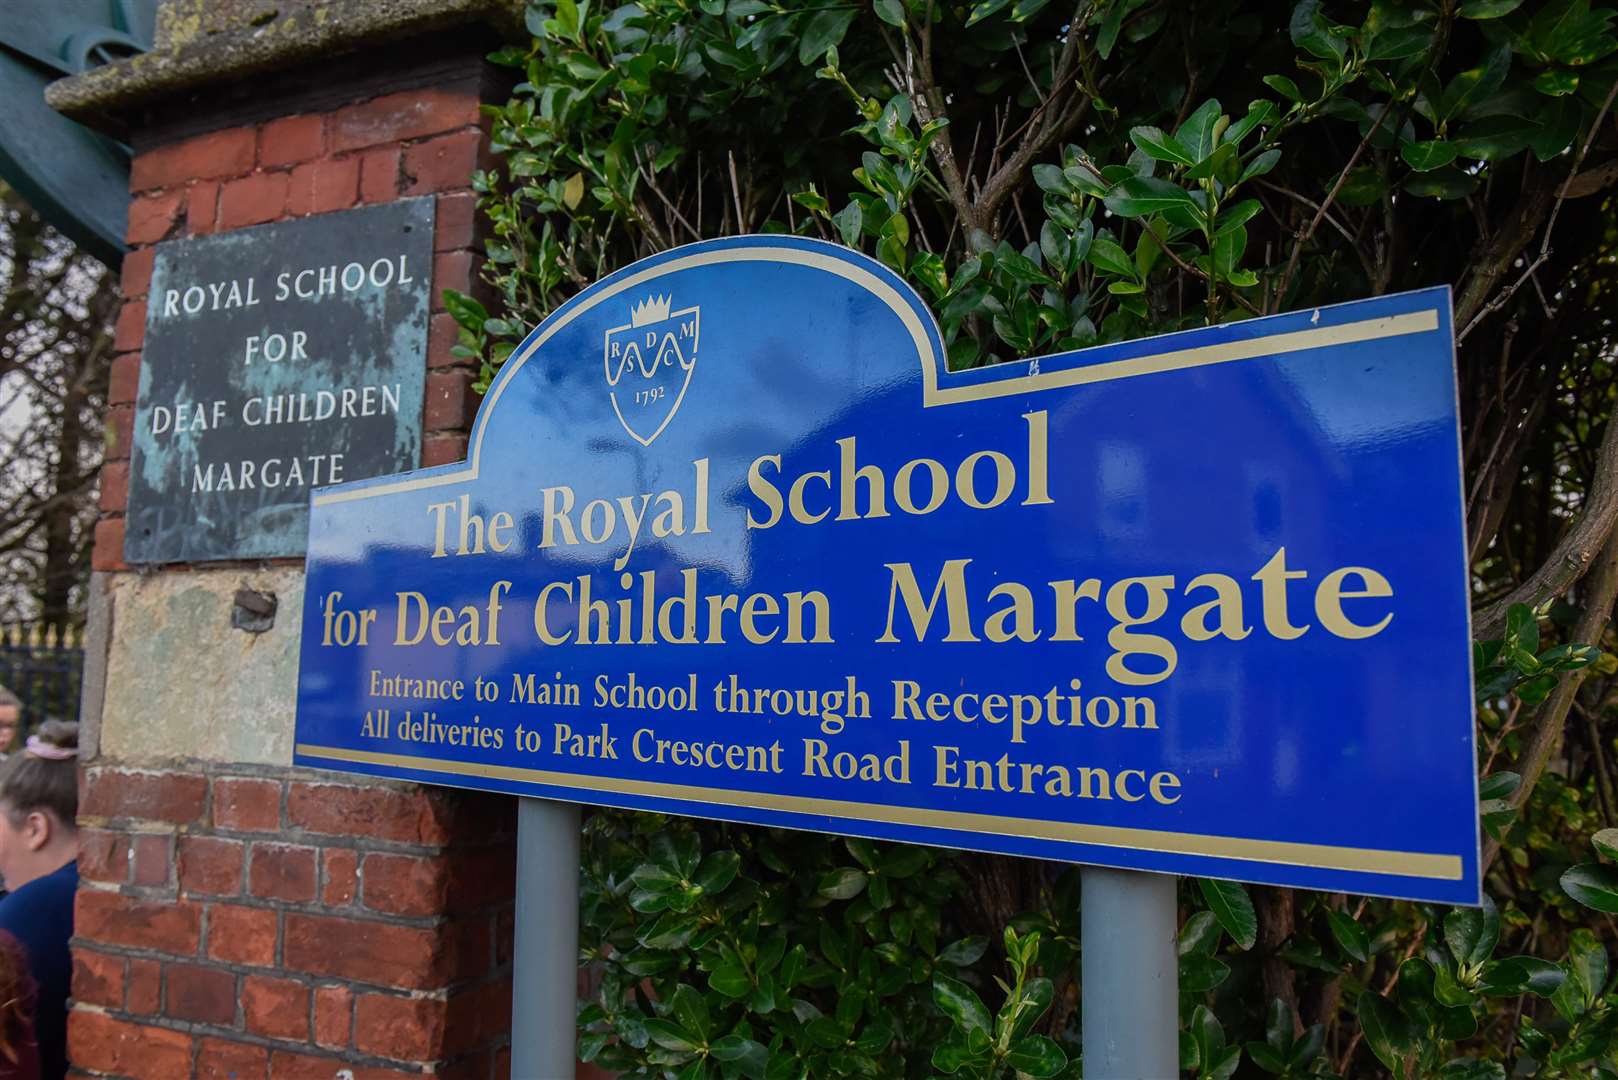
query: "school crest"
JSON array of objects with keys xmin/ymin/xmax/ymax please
[{"xmin": 603, "ymin": 294, "xmax": 700, "ymax": 446}]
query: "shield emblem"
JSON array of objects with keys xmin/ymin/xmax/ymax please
[{"xmin": 603, "ymin": 294, "xmax": 700, "ymax": 446}]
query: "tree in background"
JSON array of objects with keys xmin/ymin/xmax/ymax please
[
  {"xmin": 0, "ymin": 184, "xmax": 116, "ymax": 630},
  {"xmin": 454, "ymin": 0, "xmax": 1618, "ymax": 1074}
]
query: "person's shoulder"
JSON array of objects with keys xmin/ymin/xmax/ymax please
[{"xmin": 0, "ymin": 865, "xmax": 76, "ymax": 934}]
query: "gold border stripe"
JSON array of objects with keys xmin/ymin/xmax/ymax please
[
  {"xmin": 296, "ymin": 743, "xmax": 1462, "ymax": 881},
  {"xmin": 312, "ymin": 239, "xmax": 1442, "ymax": 508},
  {"xmin": 930, "ymin": 309, "xmax": 1441, "ymax": 405}
]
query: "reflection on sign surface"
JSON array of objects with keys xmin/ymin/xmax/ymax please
[{"xmin": 294, "ymin": 236, "xmax": 1478, "ymax": 903}]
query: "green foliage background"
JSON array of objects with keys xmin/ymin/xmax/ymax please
[{"xmin": 447, "ymin": 0, "xmax": 1618, "ymax": 1074}]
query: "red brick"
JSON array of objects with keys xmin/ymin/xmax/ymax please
[
  {"xmin": 427, "ymin": 311, "xmax": 462, "ymax": 369},
  {"xmin": 126, "ymin": 190, "xmax": 182, "ymax": 244},
  {"xmin": 444, "ymin": 976, "xmax": 512, "ymax": 1055},
  {"xmin": 99, "ymin": 460, "xmax": 130, "ymax": 514},
  {"xmin": 434, "ymin": 191, "xmax": 478, "ymax": 250},
  {"xmin": 108, "ymin": 351, "xmax": 141, "ymax": 406},
  {"xmin": 447, "ymin": 848, "xmax": 516, "ymax": 912},
  {"xmin": 127, "ymin": 956, "xmax": 162, "ymax": 1014},
  {"xmin": 259, "ymin": 114, "xmax": 324, "ymax": 167},
  {"xmin": 286, "ymin": 783, "xmax": 453, "ymax": 844},
  {"xmin": 420, "ymin": 434, "xmax": 469, "ymax": 468},
  {"xmin": 131, "ymin": 832, "xmax": 171, "ymax": 887},
  {"xmin": 79, "ymin": 827, "xmax": 130, "ymax": 884},
  {"xmin": 495, "ymin": 905, "xmax": 514, "ymax": 966},
  {"xmin": 178, "ymin": 835, "xmax": 245, "ymax": 897},
  {"xmin": 166, "ymin": 961, "xmax": 237, "ymax": 1025},
  {"xmin": 440, "ymin": 1051, "xmax": 492, "ymax": 1080},
  {"xmin": 432, "ymin": 250, "xmax": 475, "ymax": 299},
  {"xmin": 132, "ymin": 127, "xmax": 257, "ymax": 190},
  {"xmin": 286, "ymin": 156, "xmax": 361, "ymax": 217},
  {"xmin": 68, "ymin": 1011, "xmax": 193, "ymax": 1080},
  {"xmin": 268, "ymin": 1051, "xmax": 423, "ymax": 1080},
  {"xmin": 82, "ymin": 767, "xmax": 209, "ymax": 824},
  {"xmin": 207, "ymin": 903, "xmax": 279, "ymax": 967},
  {"xmin": 362, "ymin": 853, "xmax": 447, "ymax": 918},
  {"xmin": 447, "ymin": 913, "xmax": 494, "ymax": 982},
  {"xmin": 104, "ymin": 403, "xmax": 135, "ymax": 463},
  {"xmin": 283, "ymin": 914, "xmax": 443, "ymax": 989},
  {"xmin": 113, "ymin": 300, "xmax": 146, "ymax": 351},
  {"xmin": 313, "ymin": 984, "xmax": 353, "ymax": 1049},
  {"xmin": 423, "ymin": 369, "xmax": 477, "ymax": 431},
  {"xmin": 243, "ymin": 974, "xmax": 310, "ymax": 1040},
  {"xmin": 72, "ymin": 949, "xmax": 124, "ymax": 1008},
  {"xmin": 78, "ymin": 893, "xmax": 203, "ymax": 952},
  {"xmin": 331, "ymin": 88, "xmax": 480, "ymax": 152},
  {"xmin": 312, "ymin": 156, "xmax": 361, "ymax": 214},
  {"xmin": 248, "ymin": 843, "xmax": 317, "ymax": 903},
  {"xmin": 322, "ymin": 848, "xmax": 358, "ymax": 906},
  {"xmin": 92, "ymin": 517, "xmax": 127, "ymax": 573},
  {"xmin": 218, "ymin": 171, "xmax": 289, "ymax": 230},
  {"xmin": 403, "ymin": 130, "xmax": 484, "ymax": 197},
  {"xmin": 186, "ymin": 179, "xmax": 220, "ymax": 234},
  {"xmin": 120, "ymin": 246, "xmax": 156, "ymax": 297},
  {"xmin": 213, "ymin": 777, "xmax": 281, "ymax": 832},
  {"xmin": 354, "ymin": 992, "xmax": 447, "ymax": 1060},
  {"xmin": 196, "ymin": 1037, "xmax": 268, "ymax": 1080},
  {"xmin": 359, "ymin": 146, "xmax": 401, "ymax": 204}
]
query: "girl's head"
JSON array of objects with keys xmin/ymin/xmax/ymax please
[{"xmin": 0, "ymin": 719, "xmax": 78, "ymax": 891}]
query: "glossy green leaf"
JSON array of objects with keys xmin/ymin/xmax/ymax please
[
  {"xmin": 1181, "ymin": 953, "xmax": 1232, "ymax": 992},
  {"xmin": 1326, "ymin": 910, "xmax": 1369, "ymax": 962},
  {"xmin": 1535, "ymin": 68, "xmax": 1580, "ymax": 96},
  {"xmin": 797, "ymin": 8, "xmax": 856, "ymax": 64},
  {"xmin": 1357, "ymin": 991, "xmax": 1412, "ymax": 1071},
  {"xmin": 1479, "ymin": 955, "xmax": 1566, "ymax": 996},
  {"xmin": 1130, "ymin": 126, "xmax": 1197, "ymax": 166},
  {"xmin": 1103, "ymin": 177, "xmax": 1199, "ymax": 219},
  {"xmin": 874, "ymin": 0, "xmax": 906, "ymax": 25},
  {"xmin": 1175, "ymin": 99, "xmax": 1225, "ymax": 162},
  {"xmin": 1445, "ymin": 894, "xmax": 1500, "ymax": 968},
  {"xmin": 694, "ymin": 851, "xmax": 741, "ymax": 895},
  {"xmin": 1240, "ymin": 148, "xmax": 1282, "ymax": 183},
  {"xmin": 645, "ymin": 1017, "xmax": 700, "ymax": 1052},
  {"xmin": 1198, "ymin": 878, "xmax": 1257, "ymax": 950},
  {"xmin": 933, "ymin": 973, "xmax": 992, "ymax": 1035},
  {"xmin": 1458, "ymin": 0, "xmax": 1524, "ymax": 16},
  {"xmin": 1179, "ymin": 910, "xmax": 1223, "ymax": 956},
  {"xmin": 1439, "ymin": 44, "xmax": 1512, "ymax": 121},
  {"xmin": 1290, "ymin": 0, "xmax": 1346, "ymax": 61},
  {"xmin": 1005, "ymin": 1034, "xmax": 1066, "ymax": 1077},
  {"xmin": 1563, "ymin": 863, "xmax": 1618, "ymax": 912},
  {"xmin": 1087, "ymin": 236, "xmax": 1137, "ymax": 279},
  {"xmin": 1263, "ymin": 74, "xmax": 1304, "ymax": 102},
  {"xmin": 1402, "ymin": 139, "xmax": 1459, "ymax": 171},
  {"xmin": 938, "ymin": 936, "xmax": 988, "ymax": 966}
]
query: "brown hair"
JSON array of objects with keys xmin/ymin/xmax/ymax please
[
  {"xmin": 0, "ymin": 933, "xmax": 32, "ymax": 1066},
  {"xmin": 0, "ymin": 719, "xmax": 77, "ymax": 829}
]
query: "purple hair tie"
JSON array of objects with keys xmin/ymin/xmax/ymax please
[{"xmin": 23, "ymin": 736, "xmax": 75, "ymax": 761}]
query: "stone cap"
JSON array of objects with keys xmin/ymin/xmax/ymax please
[{"xmin": 47, "ymin": 0, "xmax": 525, "ymax": 135}]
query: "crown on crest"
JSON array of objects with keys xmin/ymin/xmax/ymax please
[{"xmin": 630, "ymin": 294, "xmax": 674, "ymax": 328}]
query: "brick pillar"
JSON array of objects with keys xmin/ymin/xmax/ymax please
[
  {"xmin": 48, "ymin": 8, "xmax": 524, "ymax": 1078},
  {"xmin": 73, "ymin": 769, "xmax": 514, "ymax": 1078}
]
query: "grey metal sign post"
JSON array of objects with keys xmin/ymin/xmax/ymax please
[
  {"xmin": 1082, "ymin": 866, "xmax": 1179, "ymax": 1078},
  {"xmin": 511, "ymin": 799, "xmax": 582, "ymax": 1080}
]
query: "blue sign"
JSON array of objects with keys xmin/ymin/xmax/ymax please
[{"xmin": 294, "ymin": 236, "xmax": 1478, "ymax": 904}]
